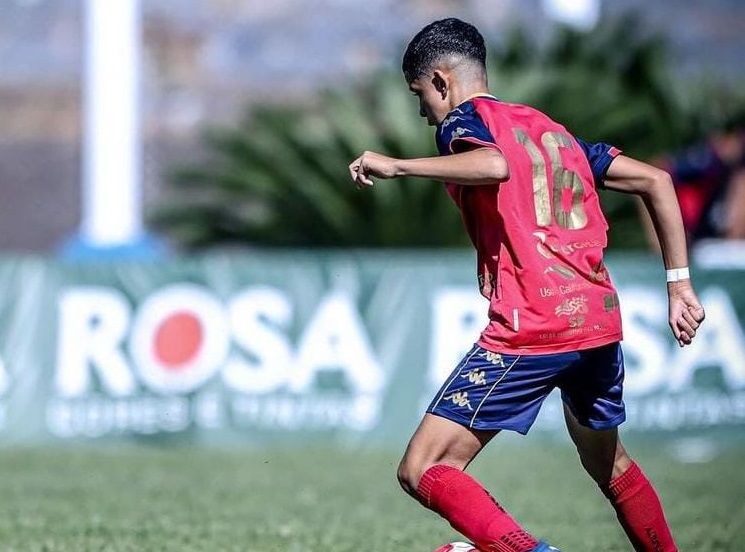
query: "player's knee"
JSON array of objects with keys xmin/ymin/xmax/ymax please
[
  {"xmin": 579, "ymin": 440, "xmax": 632, "ymax": 485},
  {"xmin": 396, "ymin": 457, "xmax": 422, "ymax": 497}
]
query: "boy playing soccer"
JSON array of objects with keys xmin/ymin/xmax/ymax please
[{"xmin": 349, "ymin": 17, "xmax": 705, "ymax": 552}]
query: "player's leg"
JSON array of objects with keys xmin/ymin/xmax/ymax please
[
  {"xmin": 398, "ymin": 413, "xmax": 553, "ymax": 552},
  {"xmin": 561, "ymin": 404, "xmax": 630, "ymax": 482},
  {"xmin": 560, "ymin": 343, "xmax": 677, "ymax": 551},
  {"xmin": 397, "ymin": 412, "xmax": 494, "ymax": 497},
  {"xmin": 399, "ymin": 345, "xmax": 566, "ymax": 552},
  {"xmin": 563, "ymin": 407, "xmax": 677, "ymax": 551}
]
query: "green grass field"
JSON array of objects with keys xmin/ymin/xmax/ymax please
[{"xmin": 0, "ymin": 442, "xmax": 742, "ymax": 552}]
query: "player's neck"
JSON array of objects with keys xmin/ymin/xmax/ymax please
[
  {"xmin": 447, "ymin": 80, "xmax": 493, "ymax": 110},
  {"xmin": 460, "ymin": 91, "xmax": 496, "ymax": 103},
  {"xmin": 448, "ymin": 90, "xmax": 494, "ymax": 112}
]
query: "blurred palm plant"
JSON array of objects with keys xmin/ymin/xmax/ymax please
[
  {"xmin": 152, "ymin": 72, "xmax": 468, "ymax": 248},
  {"xmin": 151, "ymin": 15, "xmax": 743, "ymax": 250}
]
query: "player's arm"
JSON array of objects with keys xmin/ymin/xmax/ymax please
[
  {"xmin": 348, "ymin": 147, "xmax": 508, "ymax": 189},
  {"xmin": 603, "ymin": 154, "xmax": 705, "ymax": 346},
  {"xmin": 603, "ymin": 155, "xmax": 688, "ymax": 270}
]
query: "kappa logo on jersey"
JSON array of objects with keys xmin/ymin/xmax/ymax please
[
  {"xmin": 444, "ymin": 391, "xmax": 473, "ymax": 411},
  {"xmin": 440, "ymin": 113, "xmax": 466, "ymax": 128},
  {"xmin": 450, "ymin": 127, "xmax": 472, "ymax": 141},
  {"xmin": 460, "ymin": 369, "xmax": 487, "ymax": 385}
]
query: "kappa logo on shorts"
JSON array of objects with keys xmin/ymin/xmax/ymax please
[
  {"xmin": 478, "ymin": 350, "xmax": 505, "ymax": 367},
  {"xmin": 444, "ymin": 391, "xmax": 473, "ymax": 411},
  {"xmin": 460, "ymin": 369, "xmax": 487, "ymax": 385}
]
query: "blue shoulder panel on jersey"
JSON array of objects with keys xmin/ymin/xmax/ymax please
[
  {"xmin": 436, "ymin": 101, "xmax": 495, "ymax": 155},
  {"xmin": 576, "ymin": 138, "xmax": 620, "ymax": 186}
]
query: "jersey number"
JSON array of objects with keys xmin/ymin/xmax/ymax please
[{"xmin": 513, "ymin": 129, "xmax": 588, "ymax": 230}]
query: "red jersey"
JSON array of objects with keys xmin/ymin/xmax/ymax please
[{"xmin": 435, "ymin": 96, "xmax": 623, "ymax": 354}]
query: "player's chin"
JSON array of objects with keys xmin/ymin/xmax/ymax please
[{"xmin": 422, "ymin": 112, "xmax": 438, "ymax": 126}]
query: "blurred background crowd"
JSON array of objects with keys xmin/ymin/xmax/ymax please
[{"xmin": 0, "ymin": 0, "xmax": 743, "ymax": 256}]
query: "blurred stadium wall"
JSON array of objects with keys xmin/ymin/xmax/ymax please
[{"xmin": 1, "ymin": 251, "xmax": 744, "ymax": 448}]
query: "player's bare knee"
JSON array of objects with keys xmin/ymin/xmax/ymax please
[
  {"xmin": 396, "ymin": 457, "xmax": 420, "ymax": 497},
  {"xmin": 578, "ymin": 441, "xmax": 633, "ymax": 485}
]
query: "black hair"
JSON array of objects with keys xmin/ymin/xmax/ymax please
[{"xmin": 402, "ymin": 18, "xmax": 487, "ymax": 83}]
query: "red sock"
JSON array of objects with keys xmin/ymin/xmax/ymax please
[
  {"xmin": 602, "ymin": 461, "xmax": 677, "ymax": 552},
  {"xmin": 417, "ymin": 464, "xmax": 539, "ymax": 552}
]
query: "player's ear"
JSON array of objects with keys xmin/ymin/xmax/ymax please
[{"xmin": 432, "ymin": 70, "xmax": 448, "ymax": 98}]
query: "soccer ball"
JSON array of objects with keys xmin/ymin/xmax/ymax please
[{"xmin": 433, "ymin": 542, "xmax": 479, "ymax": 552}]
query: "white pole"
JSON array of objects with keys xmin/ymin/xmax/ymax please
[{"xmin": 81, "ymin": 0, "xmax": 142, "ymax": 248}]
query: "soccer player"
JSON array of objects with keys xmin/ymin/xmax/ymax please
[
  {"xmin": 641, "ymin": 113, "xmax": 745, "ymax": 249},
  {"xmin": 348, "ymin": 17, "xmax": 705, "ymax": 552}
]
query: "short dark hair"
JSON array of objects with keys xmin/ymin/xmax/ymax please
[{"xmin": 402, "ymin": 18, "xmax": 487, "ymax": 83}]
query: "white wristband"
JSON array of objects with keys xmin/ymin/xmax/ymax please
[{"xmin": 666, "ymin": 267, "xmax": 690, "ymax": 282}]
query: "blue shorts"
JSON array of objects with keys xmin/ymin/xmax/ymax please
[{"xmin": 427, "ymin": 343, "xmax": 626, "ymax": 434}]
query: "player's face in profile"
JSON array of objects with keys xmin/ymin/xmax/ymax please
[{"xmin": 408, "ymin": 77, "xmax": 447, "ymax": 126}]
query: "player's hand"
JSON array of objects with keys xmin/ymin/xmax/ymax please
[
  {"xmin": 349, "ymin": 151, "xmax": 399, "ymax": 190},
  {"xmin": 667, "ymin": 280, "xmax": 705, "ymax": 347}
]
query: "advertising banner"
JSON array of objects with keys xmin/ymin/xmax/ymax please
[{"xmin": 0, "ymin": 251, "xmax": 743, "ymax": 446}]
